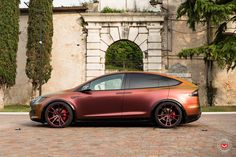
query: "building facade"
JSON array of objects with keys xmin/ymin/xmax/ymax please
[{"xmin": 2, "ymin": 0, "xmax": 236, "ymax": 107}]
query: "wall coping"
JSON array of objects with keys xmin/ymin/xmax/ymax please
[
  {"xmin": 81, "ymin": 13, "xmax": 164, "ymax": 23},
  {"xmin": 20, "ymin": 6, "xmax": 87, "ymax": 14}
]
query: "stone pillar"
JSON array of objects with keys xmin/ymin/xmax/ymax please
[
  {"xmin": 147, "ymin": 24, "xmax": 162, "ymax": 71},
  {"xmin": 86, "ymin": 26, "xmax": 104, "ymax": 81}
]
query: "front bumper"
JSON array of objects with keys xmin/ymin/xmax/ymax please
[{"xmin": 29, "ymin": 101, "xmax": 44, "ymax": 123}]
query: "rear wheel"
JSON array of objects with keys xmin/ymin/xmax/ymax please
[
  {"xmin": 154, "ymin": 102, "xmax": 182, "ymax": 128},
  {"xmin": 45, "ymin": 102, "xmax": 73, "ymax": 128}
]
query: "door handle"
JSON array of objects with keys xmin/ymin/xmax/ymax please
[
  {"xmin": 124, "ymin": 92, "xmax": 132, "ymax": 94},
  {"xmin": 116, "ymin": 92, "xmax": 124, "ymax": 94},
  {"xmin": 116, "ymin": 92, "xmax": 132, "ymax": 95}
]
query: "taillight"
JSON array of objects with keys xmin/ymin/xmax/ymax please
[{"xmin": 191, "ymin": 90, "xmax": 198, "ymax": 96}]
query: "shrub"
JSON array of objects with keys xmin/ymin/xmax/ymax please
[{"xmin": 26, "ymin": 0, "xmax": 53, "ymax": 94}]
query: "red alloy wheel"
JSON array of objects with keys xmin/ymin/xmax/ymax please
[
  {"xmin": 155, "ymin": 102, "xmax": 182, "ymax": 128},
  {"xmin": 45, "ymin": 102, "xmax": 73, "ymax": 128}
]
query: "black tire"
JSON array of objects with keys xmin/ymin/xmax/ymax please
[
  {"xmin": 154, "ymin": 102, "xmax": 183, "ymax": 128},
  {"xmin": 45, "ymin": 102, "xmax": 73, "ymax": 128}
]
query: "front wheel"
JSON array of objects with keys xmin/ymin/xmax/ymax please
[
  {"xmin": 45, "ymin": 102, "xmax": 73, "ymax": 128},
  {"xmin": 154, "ymin": 102, "xmax": 183, "ymax": 128}
]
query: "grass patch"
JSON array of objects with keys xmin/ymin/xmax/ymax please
[
  {"xmin": 201, "ymin": 106, "xmax": 236, "ymax": 112},
  {"xmin": 0, "ymin": 105, "xmax": 30, "ymax": 112}
]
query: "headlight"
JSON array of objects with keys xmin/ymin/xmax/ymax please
[{"xmin": 32, "ymin": 96, "xmax": 47, "ymax": 104}]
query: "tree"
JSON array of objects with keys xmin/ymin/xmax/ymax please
[
  {"xmin": 105, "ymin": 40, "xmax": 143, "ymax": 71},
  {"xmin": 177, "ymin": 0, "xmax": 236, "ymax": 106},
  {"xmin": 26, "ymin": 0, "xmax": 53, "ymax": 97},
  {"xmin": 0, "ymin": 0, "xmax": 20, "ymax": 108}
]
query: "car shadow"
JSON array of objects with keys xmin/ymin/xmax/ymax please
[
  {"xmin": 71, "ymin": 121, "xmax": 154, "ymax": 128},
  {"xmin": 22, "ymin": 120, "xmax": 202, "ymax": 129}
]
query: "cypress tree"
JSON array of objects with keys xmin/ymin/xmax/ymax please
[
  {"xmin": 26, "ymin": 0, "xmax": 53, "ymax": 96},
  {"xmin": 0, "ymin": 0, "xmax": 20, "ymax": 108}
]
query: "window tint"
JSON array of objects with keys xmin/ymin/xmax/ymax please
[
  {"xmin": 127, "ymin": 74, "xmax": 181, "ymax": 89},
  {"xmin": 89, "ymin": 74, "xmax": 124, "ymax": 91},
  {"xmin": 159, "ymin": 76, "xmax": 181, "ymax": 87},
  {"xmin": 127, "ymin": 74, "xmax": 159, "ymax": 89},
  {"xmin": 80, "ymin": 83, "xmax": 90, "ymax": 91}
]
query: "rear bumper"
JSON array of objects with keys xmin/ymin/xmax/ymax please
[{"xmin": 184, "ymin": 112, "xmax": 201, "ymax": 123}]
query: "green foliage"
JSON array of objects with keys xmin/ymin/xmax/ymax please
[
  {"xmin": 177, "ymin": 0, "xmax": 236, "ymax": 71},
  {"xmin": 178, "ymin": 35, "xmax": 236, "ymax": 70},
  {"xmin": 26, "ymin": 0, "xmax": 53, "ymax": 90},
  {"xmin": 177, "ymin": 0, "xmax": 236, "ymax": 31},
  {"xmin": 106, "ymin": 40, "xmax": 143, "ymax": 71},
  {"xmin": 101, "ymin": 7, "xmax": 124, "ymax": 13},
  {"xmin": 0, "ymin": 0, "xmax": 19, "ymax": 87}
]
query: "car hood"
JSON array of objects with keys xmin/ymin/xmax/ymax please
[{"xmin": 43, "ymin": 88, "xmax": 75, "ymax": 98}]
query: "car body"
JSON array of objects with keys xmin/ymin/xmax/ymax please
[{"xmin": 30, "ymin": 72, "xmax": 201, "ymax": 128}]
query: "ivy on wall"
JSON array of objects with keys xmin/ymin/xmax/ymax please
[
  {"xmin": 26, "ymin": 0, "xmax": 53, "ymax": 93},
  {"xmin": 0, "ymin": 0, "xmax": 19, "ymax": 87}
]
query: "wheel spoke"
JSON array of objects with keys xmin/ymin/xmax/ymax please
[
  {"xmin": 60, "ymin": 117, "xmax": 65, "ymax": 125},
  {"xmin": 49, "ymin": 107, "xmax": 55, "ymax": 112},
  {"xmin": 58, "ymin": 117, "xmax": 61, "ymax": 126},
  {"xmin": 49, "ymin": 115, "xmax": 57, "ymax": 120},
  {"xmin": 165, "ymin": 118, "xmax": 168, "ymax": 126},
  {"xmin": 51, "ymin": 116, "xmax": 58, "ymax": 123},
  {"xmin": 159, "ymin": 115, "xmax": 167, "ymax": 121}
]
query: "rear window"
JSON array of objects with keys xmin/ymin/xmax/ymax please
[
  {"xmin": 126, "ymin": 73, "xmax": 181, "ymax": 89},
  {"xmin": 159, "ymin": 76, "xmax": 181, "ymax": 87}
]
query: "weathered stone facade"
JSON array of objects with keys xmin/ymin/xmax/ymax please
[
  {"xmin": 4, "ymin": 12, "xmax": 86, "ymax": 105},
  {"xmin": 1, "ymin": 0, "xmax": 235, "ymax": 107},
  {"xmin": 82, "ymin": 13, "xmax": 164, "ymax": 80}
]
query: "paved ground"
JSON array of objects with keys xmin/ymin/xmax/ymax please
[{"xmin": 0, "ymin": 114, "xmax": 235, "ymax": 157}]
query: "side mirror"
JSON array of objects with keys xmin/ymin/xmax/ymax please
[{"xmin": 80, "ymin": 88, "xmax": 92, "ymax": 93}]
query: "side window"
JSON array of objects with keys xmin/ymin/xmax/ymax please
[
  {"xmin": 127, "ymin": 74, "xmax": 181, "ymax": 89},
  {"xmin": 127, "ymin": 74, "xmax": 159, "ymax": 89},
  {"xmin": 80, "ymin": 83, "xmax": 90, "ymax": 91},
  {"xmin": 159, "ymin": 76, "xmax": 181, "ymax": 87},
  {"xmin": 89, "ymin": 74, "xmax": 124, "ymax": 91}
]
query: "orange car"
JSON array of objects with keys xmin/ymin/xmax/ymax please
[{"xmin": 30, "ymin": 72, "xmax": 201, "ymax": 128}]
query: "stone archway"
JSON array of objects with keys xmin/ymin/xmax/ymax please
[{"xmin": 82, "ymin": 13, "xmax": 164, "ymax": 80}]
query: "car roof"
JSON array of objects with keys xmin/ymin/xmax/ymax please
[
  {"xmin": 103, "ymin": 71, "xmax": 196, "ymax": 87},
  {"xmin": 103, "ymin": 71, "xmax": 174, "ymax": 78}
]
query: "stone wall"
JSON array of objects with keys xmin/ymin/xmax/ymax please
[
  {"xmin": 4, "ymin": 13, "xmax": 86, "ymax": 105},
  {"xmin": 2, "ymin": 0, "xmax": 236, "ymax": 106},
  {"xmin": 161, "ymin": 0, "xmax": 236, "ymax": 106},
  {"xmin": 42, "ymin": 13, "xmax": 86, "ymax": 94},
  {"xmin": 213, "ymin": 68, "xmax": 236, "ymax": 106}
]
